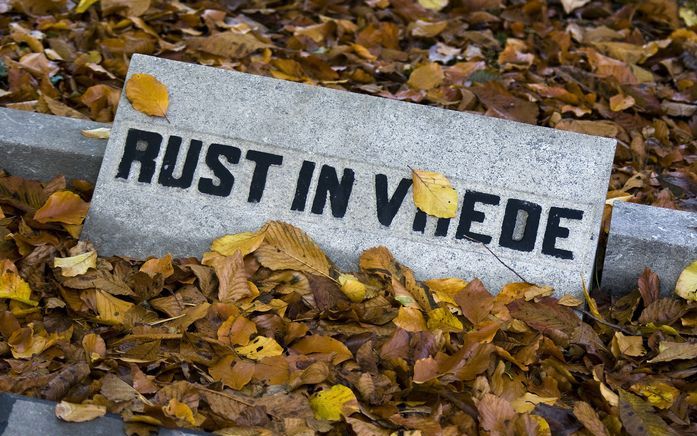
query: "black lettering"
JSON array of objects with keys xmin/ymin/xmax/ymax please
[
  {"xmin": 198, "ymin": 143, "xmax": 241, "ymax": 197},
  {"xmin": 413, "ymin": 210, "xmax": 427, "ymax": 233},
  {"xmin": 542, "ymin": 207, "xmax": 584, "ymax": 260},
  {"xmin": 311, "ymin": 165, "xmax": 355, "ymax": 218},
  {"xmin": 158, "ymin": 136, "xmax": 202, "ymax": 188},
  {"xmin": 435, "ymin": 218, "xmax": 450, "ymax": 236},
  {"xmin": 412, "ymin": 211, "xmax": 450, "ymax": 236},
  {"xmin": 498, "ymin": 199, "xmax": 541, "ymax": 252},
  {"xmin": 291, "ymin": 161, "xmax": 316, "ymax": 211},
  {"xmin": 375, "ymin": 175, "xmax": 412, "ymax": 227},
  {"xmin": 455, "ymin": 190, "xmax": 501, "ymax": 244},
  {"xmin": 116, "ymin": 129, "xmax": 162, "ymax": 183},
  {"xmin": 245, "ymin": 150, "xmax": 283, "ymax": 203}
]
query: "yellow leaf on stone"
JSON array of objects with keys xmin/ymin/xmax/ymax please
[
  {"xmin": 407, "ymin": 63, "xmax": 444, "ymax": 90},
  {"xmin": 0, "ymin": 270, "xmax": 38, "ymax": 306},
  {"xmin": 338, "ymin": 274, "xmax": 366, "ymax": 303},
  {"xmin": 74, "ymin": 0, "xmax": 99, "ymax": 14},
  {"xmin": 163, "ymin": 398, "xmax": 196, "ymax": 426},
  {"xmin": 417, "ymin": 0, "xmax": 448, "ymax": 12},
  {"xmin": 211, "ymin": 231, "xmax": 265, "ymax": 256},
  {"xmin": 411, "ymin": 169, "xmax": 458, "ymax": 218},
  {"xmin": 393, "ymin": 306, "xmax": 427, "ymax": 332},
  {"xmin": 139, "ymin": 254, "xmax": 174, "ymax": 279},
  {"xmin": 309, "ymin": 385, "xmax": 359, "ymax": 421},
  {"xmin": 34, "ymin": 191, "xmax": 89, "ymax": 225},
  {"xmin": 125, "ymin": 73, "xmax": 169, "ymax": 118},
  {"xmin": 54, "ymin": 251, "xmax": 97, "ymax": 277},
  {"xmin": 55, "ymin": 401, "xmax": 106, "ymax": 422},
  {"xmin": 675, "ymin": 260, "xmax": 697, "ymax": 301},
  {"xmin": 235, "ymin": 336, "xmax": 283, "ymax": 361},
  {"xmin": 611, "ymin": 332, "xmax": 646, "ymax": 358},
  {"xmin": 81, "ymin": 127, "xmax": 111, "ymax": 139},
  {"xmin": 426, "ymin": 307, "xmax": 463, "ymax": 332}
]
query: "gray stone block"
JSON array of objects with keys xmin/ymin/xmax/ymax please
[
  {"xmin": 602, "ymin": 202, "xmax": 697, "ymax": 296},
  {"xmin": 0, "ymin": 392, "xmax": 206, "ymax": 435},
  {"xmin": 83, "ymin": 54, "xmax": 616, "ymax": 296},
  {"xmin": 0, "ymin": 108, "xmax": 108, "ymax": 182}
]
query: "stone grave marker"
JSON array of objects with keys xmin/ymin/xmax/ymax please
[
  {"xmin": 82, "ymin": 54, "xmax": 616, "ymax": 295},
  {"xmin": 603, "ymin": 202, "xmax": 697, "ymax": 296}
]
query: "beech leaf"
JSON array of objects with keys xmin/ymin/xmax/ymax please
[
  {"xmin": 309, "ymin": 385, "xmax": 359, "ymax": 421},
  {"xmin": 55, "ymin": 401, "xmax": 106, "ymax": 422},
  {"xmin": 34, "ymin": 191, "xmax": 89, "ymax": 225},
  {"xmin": 675, "ymin": 260, "xmax": 697, "ymax": 301},
  {"xmin": 125, "ymin": 73, "xmax": 169, "ymax": 118},
  {"xmin": 411, "ymin": 169, "xmax": 458, "ymax": 219},
  {"xmin": 255, "ymin": 221, "xmax": 330, "ymax": 276}
]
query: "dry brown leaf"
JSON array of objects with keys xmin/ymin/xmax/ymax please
[
  {"xmin": 34, "ymin": 191, "xmax": 89, "ymax": 225},
  {"xmin": 55, "ymin": 401, "xmax": 106, "ymax": 422},
  {"xmin": 255, "ymin": 221, "xmax": 330, "ymax": 277}
]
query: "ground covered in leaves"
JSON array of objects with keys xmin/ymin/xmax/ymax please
[
  {"xmin": 1, "ymin": 171, "xmax": 697, "ymax": 435},
  {"xmin": 0, "ymin": 0, "xmax": 696, "ymax": 210}
]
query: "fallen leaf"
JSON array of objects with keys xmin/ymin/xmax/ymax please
[
  {"xmin": 125, "ymin": 73, "xmax": 169, "ymax": 118},
  {"xmin": 163, "ymin": 398, "xmax": 196, "ymax": 425},
  {"xmin": 407, "ymin": 63, "xmax": 444, "ymax": 90},
  {"xmin": 210, "ymin": 231, "xmax": 265, "ymax": 257},
  {"xmin": 309, "ymin": 385, "xmax": 359, "ymax": 421},
  {"xmin": 74, "ymin": 0, "xmax": 98, "ymax": 14},
  {"xmin": 54, "ymin": 251, "xmax": 97, "ymax": 277},
  {"xmin": 139, "ymin": 254, "xmax": 174, "ymax": 279},
  {"xmin": 675, "ymin": 260, "xmax": 697, "ymax": 301},
  {"xmin": 235, "ymin": 336, "xmax": 283, "ymax": 361},
  {"xmin": 255, "ymin": 221, "xmax": 330, "ymax": 276},
  {"xmin": 611, "ymin": 332, "xmax": 646, "ymax": 357},
  {"xmin": 291, "ymin": 335, "xmax": 352, "ymax": 364},
  {"xmin": 573, "ymin": 401, "xmax": 608, "ymax": 436},
  {"xmin": 0, "ymin": 270, "xmax": 38, "ymax": 306},
  {"xmin": 393, "ymin": 306, "xmax": 427, "ymax": 332},
  {"xmin": 426, "ymin": 307, "xmax": 463, "ymax": 332},
  {"xmin": 648, "ymin": 341, "xmax": 697, "ymax": 363},
  {"xmin": 34, "ymin": 191, "xmax": 89, "ymax": 225},
  {"xmin": 411, "ymin": 169, "xmax": 458, "ymax": 218},
  {"xmin": 337, "ymin": 274, "xmax": 366, "ymax": 303},
  {"xmin": 619, "ymin": 389, "xmax": 674, "ymax": 436},
  {"xmin": 561, "ymin": 0, "xmax": 590, "ymax": 14},
  {"xmin": 80, "ymin": 127, "xmax": 111, "ymax": 139},
  {"xmin": 188, "ymin": 32, "xmax": 270, "ymax": 59},
  {"xmin": 82, "ymin": 333, "xmax": 106, "ymax": 362},
  {"xmin": 630, "ymin": 381, "xmax": 679, "ymax": 410},
  {"xmin": 55, "ymin": 401, "xmax": 106, "ymax": 422}
]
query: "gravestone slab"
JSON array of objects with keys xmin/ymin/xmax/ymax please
[
  {"xmin": 603, "ymin": 202, "xmax": 697, "ymax": 296},
  {"xmin": 82, "ymin": 54, "xmax": 616, "ymax": 295},
  {"xmin": 0, "ymin": 108, "xmax": 108, "ymax": 182},
  {"xmin": 0, "ymin": 392, "xmax": 205, "ymax": 435}
]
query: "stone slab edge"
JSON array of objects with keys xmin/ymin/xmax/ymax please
[
  {"xmin": 602, "ymin": 201, "xmax": 697, "ymax": 295},
  {"xmin": 0, "ymin": 107, "xmax": 108, "ymax": 182},
  {"xmin": 0, "ymin": 392, "xmax": 206, "ymax": 435}
]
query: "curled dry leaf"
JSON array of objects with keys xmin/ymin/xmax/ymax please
[
  {"xmin": 0, "ymin": 269, "xmax": 38, "ymax": 306},
  {"xmin": 125, "ymin": 73, "xmax": 169, "ymax": 118},
  {"xmin": 80, "ymin": 127, "xmax": 111, "ymax": 139},
  {"xmin": 411, "ymin": 169, "xmax": 458, "ymax": 218},
  {"xmin": 34, "ymin": 191, "xmax": 89, "ymax": 225},
  {"xmin": 337, "ymin": 274, "xmax": 366, "ymax": 303},
  {"xmin": 54, "ymin": 251, "xmax": 97, "ymax": 277},
  {"xmin": 55, "ymin": 401, "xmax": 106, "ymax": 422}
]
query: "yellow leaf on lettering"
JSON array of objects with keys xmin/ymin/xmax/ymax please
[
  {"xmin": 411, "ymin": 169, "xmax": 458, "ymax": 218},
  {"xmin": 125, "ymin": 73, "xmax": 169, "ymax": 118}
]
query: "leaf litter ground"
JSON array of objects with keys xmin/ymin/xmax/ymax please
[
  {"xmin": 1, "ymin": 171, "xmax": 697, "ymax": 435},
  {"xmin": 1, "ymin": 0, "xmax": 697, "ymax": 435}
]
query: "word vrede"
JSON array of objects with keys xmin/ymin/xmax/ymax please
[{"xmin": 83, "ymin": 55, "xmax": 616, "ymax": 296}]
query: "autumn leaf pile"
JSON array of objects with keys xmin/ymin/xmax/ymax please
[
  {"xmin": 0, "ymin": 171, "xmax": 696, "ymax": 435},
  {"xmin": 0, "ymin": 0, "xmax": 696, "ymax": 210}
]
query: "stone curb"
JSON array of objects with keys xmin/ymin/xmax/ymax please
[
  {"xmin": 0, "ymin": 107, "xmax": 108, "ymax": 183},
  {"xmin": 0, "ymin": 392, "xmax": 207, "ymax": 435},
  {"xmin": 602, "ymin": 202, "xmax": 697, "ymax": 296}
]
